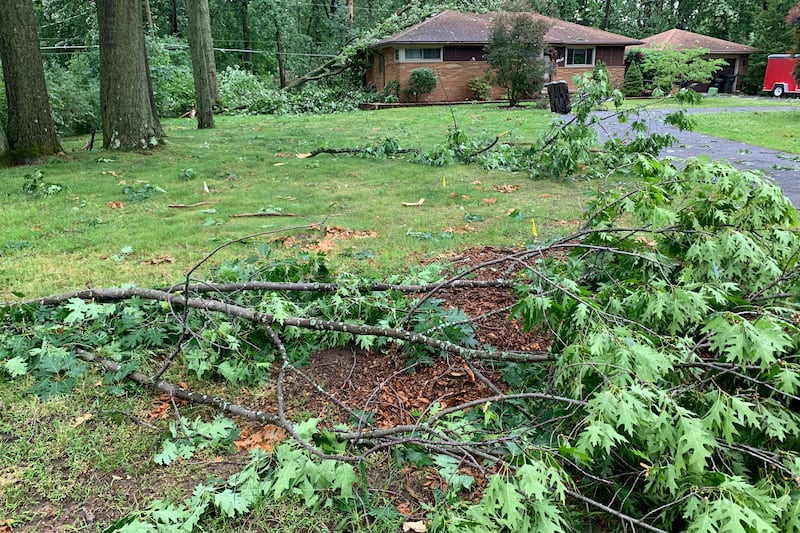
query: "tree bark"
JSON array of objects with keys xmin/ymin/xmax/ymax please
[
  {"xmin": 187, "ymin": 0, "xmax": 216, "ymax": 128},
  {"xmin": 0, "ymin": 0, "xmax": 62, "ymax": 163},
  {"xmin": 0, "ymin": 123, "xmax": 8, "ymax": 162},
  {"xmin": 170, "ymin": 0, "xmax": 179, "ymax": 34},
  {"xmin": 143, "ymin": 0, "xmax": 155, "ymax": 37},
  {"xmin": 240, "ymin": 0, "xmax": 251, "ymax": 64},
  {"xmin": 284, "ymin": 57, "xmax": 349, "ymax": 90},
  {"xmin": 97, "ymin": 0, "xmax": 165, "ymax": 150},
  {"xmin": 601, "ymin": 0, "xmax": 613, "ymax": 30},
  {"xmin": 276, "ymin": 28, "xmax": 286, "ymax": 88}
]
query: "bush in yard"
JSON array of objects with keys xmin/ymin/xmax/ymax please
[
  {"xmin": 622, "ymin": 61, "xmax": 645, "ymax": 97},
  {"xmin": 218, "ymin": 65, "xmax": 272, "ymax": 111},
  {"xmin": 44, "ymin": 53, "xmax": 100, "ymax": 136},
  {"xmin": 639, "ymin": 47, "xmax": 727, "ymax": 93},
  {"xmin": 406, "ymin": 68, "xmax": 437, "ymax": 102},
  {"xmin": 467, "ymin": 77, "xmax": 492, "ymax": 100},
  {"xmin": 147, "ymin": 36, "xmax": 196, "ymax": 118}
]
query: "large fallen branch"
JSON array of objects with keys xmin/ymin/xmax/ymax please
[
  {"xmin": 28, "ymin": 285, "xmax": 552, "ymax": 364},
  {"xmin": 300, "ymin": 146, "xmax": 418, "ymax": 158}
]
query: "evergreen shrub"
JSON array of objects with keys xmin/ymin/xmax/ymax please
[
  {"xmin": 623, "ymin": 62, "xmax": 645, "ymax": 97},
  {"xmin": 406, "ymin": 68, "xmax": 438, "ymax": 102}
]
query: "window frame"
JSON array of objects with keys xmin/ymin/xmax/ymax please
[
  {"xmin": 394, "ymin": 47, "xmax": 443, "ymax": 63},
  {"xmin": 565, "ymin": 47, "xmax": 595, "ymax": 67}
]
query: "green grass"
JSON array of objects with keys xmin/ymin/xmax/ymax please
[
  {"xmin": 690, "ymin": 109, "xmax": 800, "ymax": 154},
  {"xmin": 0, "ymin": 105, "xmax": 589, "ymax": 301},
  {"xmin": 625, "ymin": 93, "xmax": 800, "ymax": 109}
]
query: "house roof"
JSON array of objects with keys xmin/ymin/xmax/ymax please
[
  {"xmin": 639, "ymin": 29, "xmax": 760, "ymax": 54},
  {"xmin": 370, "ymin": 10, "xmax": 643, "ymax": 48}
]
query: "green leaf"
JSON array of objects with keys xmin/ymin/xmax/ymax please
[
  {"xmin": 577, "ymin": 421, "xmax": 627, "ymax": 456},
  {"xmin": 3, "ymin": 355, "xmax": 29, "ymax": 377},
  {"xmin": 154, "ymin": 440, "xmax": 179, "ymax": 465},
  {"xmin": 774, "ymin": 367, "xmax": 800, "ymax": 396},
  {"xmin": 214, "ymin": 488, "xmax": 252, "ymax": 517},
  {"xmin": 675, "ymin": 417, "xmax": 715, "ymax": 473},
  {"xmin": 483, "ymin": 474, "xmax": 525, "ymax": 527},
  {"xmin": 332, "ymin": 462, "xmax": 357, "ymax": 499}
]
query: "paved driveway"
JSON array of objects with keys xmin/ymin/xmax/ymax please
[{"xmin": 591, "ymin": 106, "xmax": 800, "ymax": 207}]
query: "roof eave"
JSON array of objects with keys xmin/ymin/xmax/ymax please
[{"xmin": 371, "ymin": 39, "xmax": 644, "ymax": 49}]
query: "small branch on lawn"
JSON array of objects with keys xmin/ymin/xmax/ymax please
[
  {"xmin": 75, "ymin": 349, "xmax": 282, "ymax": 425},
  {"xmin": 230, "ymin": 212, "xmax": 298, "ymax": 218},
  {"xmin": 463, "ymin": 131, "xmax": 508, "ymax": 158},
  {"xmin": 167, "ymin": 201, "xmax": 220, "ymax": 208}
]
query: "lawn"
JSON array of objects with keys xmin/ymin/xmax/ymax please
[
  {"xmin": 0, "ymin": 104, "xmax": 592, "ymax": 301},
  {"xmin": 690, "ymin": 109, "xmax": 800, "ymax": 154}
]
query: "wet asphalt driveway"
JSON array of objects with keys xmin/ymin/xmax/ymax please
[{"xmin": 590, "ymin": 105, "xmax": 800, "ymax": 206}]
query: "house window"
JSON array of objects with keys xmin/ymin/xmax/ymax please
[
  {"xmin": 566, "ymin": 47, "xmax": 594, "ymax": 67},
  {"xmin": 394, "ymin": 47, "xmax": 442, "ymax": 62}
]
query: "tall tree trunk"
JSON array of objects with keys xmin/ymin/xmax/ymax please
[
  {"xmin": 171, "ymin": 0, "xmax": 179, "ymax": 34},
  {"xmin": 276, "ymin": 27, "xmax": 286, "ymax": 88},
  {"xmin": 187, "ymin": 0, "xmax": 215, "ymax": 128},
  {"xmin": 601, "ymin": 0, "xmax": 612, "ymax": 30},
  {"xmin": 144, "ymin": 0, "xmax": 155, "ymax": 37},
  {"xmin": 348, "ymin": 0, "xmax": 353, "ymax": 26},
  {"xmin": 0, "ymin": 123, "xmax": 8, "ymax": 163},
  {"xmin": 0, "ymin": 0, "xmax": 62, "ymax": 163},
  {"xmin": 97, "ymin": 0, "xmax": 164, "ymax": 150},
  {"xmin": 240, "ymin": 0, "xmax": 251, "ymax": 64}
]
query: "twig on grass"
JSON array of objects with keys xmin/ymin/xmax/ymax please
[
  {"xmin": 230, "ymin": 211, "xmax": 298, "ymax": 218},
  {"xmin": 167, "ymin": 201, "xmax": 220, "ymax": 208}
]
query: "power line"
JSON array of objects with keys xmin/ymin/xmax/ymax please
[{"xmin": 39, "ymin": 43, "xmax": 338, "ymax": 58}]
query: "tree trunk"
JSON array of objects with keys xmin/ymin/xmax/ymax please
[
  {"xmin": 0, "ymin": 0, "xmax": 62, "ymax": 163},
  {"xmin": 97, "ymin": 0, "xmax": 165, "ymax": 150},
  {"xmin": 0, "ymin": 123, "xmax": 9, "ymax": 162},
  {"xmin": 170, "ymin": 0, "xmax": 179, "ymax": 34},
  {"xmin": 601, "ymin": 0, "xmax": 612, "ymax": 30},
  {"xmin": 240, "ymin": 0, "xmax": 251, "ymax": 64},
  {"xmin": 187, "ymin": 0, "xmax": 215, "ymax": 129},
  {"xmin": 284, "ymin": 57, "xmax": 348, "ymax": 90},
  {"xmin": 143, "ymin": 0, "xmax": 155, "ymax": 37},
  {"xmin": 276, "ymin": 27, "xmax": 286, "ymax": 88}
]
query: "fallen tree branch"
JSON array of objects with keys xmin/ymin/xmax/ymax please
[
  {"xmin": 230, "ymin": 211, "xmax": 298, "ymax": 218},
  {"xmin": 167, "ymin": 201, "xmax": 220, "ymax": 208},
  {"xmin": 463, "ymin": 131, "xmax": 508, "ymax": 159},
  {"xmin": 301, "ymin": 146, "xmax": 418, "ymax": 158},
  {"xmin": 76, "ymin": 349, "xmax": 282, "ymax": 425},
  {"xmin": 23, "ymin": 287, "xmax": 553, "ymax": 363},
  {"xmin": 566, "ymin": 489, "xmax": 669, "ymax": 533}
]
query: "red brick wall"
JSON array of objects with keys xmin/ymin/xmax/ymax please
[
  {"xmin": 366, "ymin": 47, "xmax": 626, "ymax": 102},
  {"xmin": 367, "ymin": 49, "xmax": 499, "ymax": 101},
  {"xmin": 553, "ymin": 65, "xmax": 626, "ymax": 91}
]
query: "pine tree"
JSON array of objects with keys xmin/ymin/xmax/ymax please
[{"xmin": 623, "ymin": 62, "xmax": 645, "ymax": 97}]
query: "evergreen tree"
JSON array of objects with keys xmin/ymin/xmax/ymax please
[{"xmin": 623, "ymin": 62, "xmax": 645, "ymax": 97}]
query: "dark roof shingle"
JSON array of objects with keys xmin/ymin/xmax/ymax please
[
  {"xmin": 370, "ymin": 10, "xmax": 643, "ymax": 48},
  {"xmin": 639, "ymin": 29, "xmax": 760, "ymax": 54}
]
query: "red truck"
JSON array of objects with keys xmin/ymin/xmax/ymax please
[{"xmin": 762, "ymin": 54, "xmax": 800, "ymax": 97}]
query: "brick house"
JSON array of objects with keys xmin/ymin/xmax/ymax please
[
  {"xmin": 637, "ymin": 29, "xmax": 760, "ymax": 93},
  {"xmin": 365, "ymin": 10, "xmax": 643, "ymax": 102}
]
